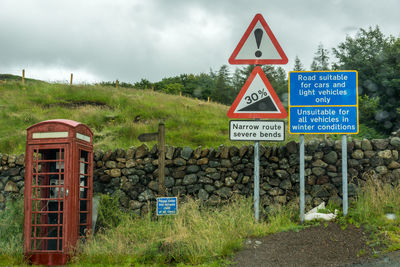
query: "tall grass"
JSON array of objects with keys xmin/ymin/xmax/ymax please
[
  {"xmin": 0, "ymin": 198, "xmax": 25, "ymax": 266},
  {"xmin": 73, "ymin": 196, "xmax": 299, "ymax": 266},
  {"xmin": 346, "ymin": 175, "xmax": 400, "ymax": 252},
  {"xmin": 0, "ymin": 194, "xmax": 299, "ymax": 266}
]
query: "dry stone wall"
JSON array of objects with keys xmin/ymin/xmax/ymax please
[{"xmin": 1, "ymin": 132, "xmax": 400, "ymax": 213}]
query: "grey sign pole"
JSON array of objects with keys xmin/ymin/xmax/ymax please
[
  {"xmin": 342, "ymin": 134, "xmax": 348, "ymax": 216},
  {"xmin": 299, "ymin": 134, "xmax": 305, "ymax": 223},
  {"xmin": 254, "ymin": 139, "xmax": 260, "ymax": 222},
  {"xmin": 253, "ymin": 117, "xmax": 261, "ymax": 222}
]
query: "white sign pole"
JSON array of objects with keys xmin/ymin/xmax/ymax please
[
  {"xmin": 299, "ymin": 134, "xmax": 305, "ymax": 223},
  {"xmin": 342, "ymin": 134, "xmax": 348, "ymax": 216}
]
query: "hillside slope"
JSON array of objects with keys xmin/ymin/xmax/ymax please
[{"xmin": 0, "ymin": 76, "xmax": 261, "ymax": 154}]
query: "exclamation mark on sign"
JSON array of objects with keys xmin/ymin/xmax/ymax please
[{"xmin": 254, "ymin": 28, "xmax": 263, "ymax": 58}]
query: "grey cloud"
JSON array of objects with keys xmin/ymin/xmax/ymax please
[{"xmin": 0, "ymin": 0, "xmax": 399, "ymax": 83}]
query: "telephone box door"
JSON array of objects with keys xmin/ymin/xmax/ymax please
[{"xmin": 25, "ymin": 144, "xmax": 71, "ymax": 264}]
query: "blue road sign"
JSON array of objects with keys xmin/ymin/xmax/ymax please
[
  {"xmin": 156, "ymin": 197, "xmax": 178, "ymax": 216},
  {"xmin": 290, "ymin": 106, "xmax": 358, "ymax": 134},
  {"xmin": 289, "ymin": 71, "xmax": 358, "ymax": 134}
]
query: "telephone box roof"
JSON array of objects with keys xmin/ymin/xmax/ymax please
[{"xmin": 27, "ymin": 119, "xmax": 93, "ymax": 134}]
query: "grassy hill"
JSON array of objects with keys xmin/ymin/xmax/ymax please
[
  {"xmin": 0, "ymin": 76, "xmax": 253, "ymax": 154},
  {"xmin": 0, "ymin": 75, "xmax": 384, "ymax": 154}
]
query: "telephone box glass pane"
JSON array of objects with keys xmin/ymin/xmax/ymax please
[
  {"xmin": 30, "ymin": 148, "xmax": 65, "ymax": 252},
  {"xmin": 78, "ymin": 149, "xmax": 91, "ymax": 238}
]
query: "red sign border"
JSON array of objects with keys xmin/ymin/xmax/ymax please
[
  {"xmin": 228, "ymin": 13, "xmax": 288, "ymax": 65},
  {"xmin": 227, "ymin": 66, "xmax": 288, "ymax": 119}
]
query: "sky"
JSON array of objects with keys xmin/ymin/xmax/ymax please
[{"xmin": 0, "ymin": 0, "xmax": 399, "ymax": 84}]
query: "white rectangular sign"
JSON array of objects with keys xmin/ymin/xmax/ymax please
[{"xmin": 229, "ymin": 120, "xmax": 285, "ymax": 141}]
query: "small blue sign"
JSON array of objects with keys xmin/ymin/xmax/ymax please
[
  {"xmin": 289, "ymin": 71, "xmax": 358, "ymax": 134},
  {"xmin": 157, "ymin": 197, "xmax": 178, "ymax": 216}
]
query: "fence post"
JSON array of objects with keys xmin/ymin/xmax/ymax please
[
  {"xmin": 208, "ymin": 97, "xmax": 210, "ymax": 103},
  {"xmin": 22, "ymin": 69, "xmax": 25, "ymax": 85},
  {"xmin": 116, "ymin": 80, "xmax": 119, "ymax": 88},
  {"xmin": 158, "ymin": 122, "xmax": 166, "ymax": 196},
  {"xmin": 70, "ymin": 73, "xmax": 73, "ymax": 85}
]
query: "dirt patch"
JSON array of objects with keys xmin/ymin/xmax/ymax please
[
  {"xmin": 43, "ymin": 100, "xmax": 112, "ymax": 109},
  {"xmin": 230, "ymin": 222, "xmax": 373, "ymax": 267}
]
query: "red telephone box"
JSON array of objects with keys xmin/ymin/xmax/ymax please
[{"xmin": 23, "ymin": 119, "xmax": 93, "ymax": 265}]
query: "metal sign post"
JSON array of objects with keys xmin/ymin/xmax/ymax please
[
  {"xmin": 254, "ymin": 139, "xmax": 260, "ymax": 221},
  {"xmin": 228, "ymin": 120, "xmax": 285, "ymax": 221},
  {"xmin": 342, "ymin": 134, "xmax": 348, "ymax": 215},
  {"xmin": 299, "ymin": 134, "xmax": 305, "ymax": 223}
]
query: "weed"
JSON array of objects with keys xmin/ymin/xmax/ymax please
[{"xmin": 357, "ymin": 248, "xmax": 366, "ymax": 257}]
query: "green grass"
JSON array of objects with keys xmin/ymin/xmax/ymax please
[
  {"xmin": 0, "ymin": 76, "xmax": 384, "ymax": 154},
  {"xmin": 0, "ymin": 198, "xmax": 26, "ymax": 266},
  {"xmin": 0, "ymin": 78, "xmax": 267, "ymax": 153},
  {"xmin": 72, "ymin": 196, "xmax": 300, "ymax": 266}
]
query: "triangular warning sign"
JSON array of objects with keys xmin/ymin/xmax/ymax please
[
  {"xmin": 229, "ymin": 14, "xmax": 288, "ymax": 65},
  {"xmin": 227, "ymin": 66, "xmax": 287, "ymax": 119}
]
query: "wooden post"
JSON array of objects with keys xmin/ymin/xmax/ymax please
[
  {"xmin": 137, "ymin": 124, "xmax": 166, "ymax": 196},
  {"xmin": 22, "ymin": 69, "xmax": 25, "ymax": 85},
  {"xmin": 116, "ymin": 80, "xmax": 119, "ymax": 88},
  {"xmin": 158, "ymin": 122, "xmax": 166, "ymax": 196},
  {"xmin": 208, "ymin": 96, "xmax": 210, "ymax": 103},
  {"xmin": 152, "ymin": 86, "xmax": 154, "ymax": 92},
  {"xmin": 179, "ymin": 91, "xmax": 182, "ymax": 97},
  {"xmin": 70, "ymin": 73, "xmax": 73, "ymax": 85}
]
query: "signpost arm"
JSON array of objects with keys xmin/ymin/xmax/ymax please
[
  {"xmin": 300, "ymin": 134, "xmax": 305, "ymax": 223},
  {"xmin": 342, "ymin": 134, "xmax": 348, "ymax": 216},
  {"xmin": 158, "ymin": 122, "xmax": 166, "ymax": 196}
]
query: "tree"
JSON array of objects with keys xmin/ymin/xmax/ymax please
[
  {"xmin": 311, "ymin": 43, "xmax": 330, "ymax": 70},
  {"xmin": 262, "ymin": 66, "xmax": 288, "ymax": 106},
  {"xmin": 162, "ymin": 82, "xmax": 183, "ymax": 95},
  {"xmin": 231, "ymin": 65, "xmax": 255, "ymax": 95},
  {"xmin": 293, "ymin": 56, "xmax": 305, "ymax": 71},
  {"xmin": 333, "ymin": 26, "xmax": 400, "ymax": 133},
  {"xmin": 134, "ymin": 78, "xmax": 153, "ymax": 89},
  {"xmin": 211, "ymin": 65, "xmax": 234, "ymax": 104},
  {"xmin": 179, "ymin": 74, "xmax": 196, "ymax": 96},
  {"xmin": 193, "ymin": 73, "xmax": 215, "ymax": 100}
]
